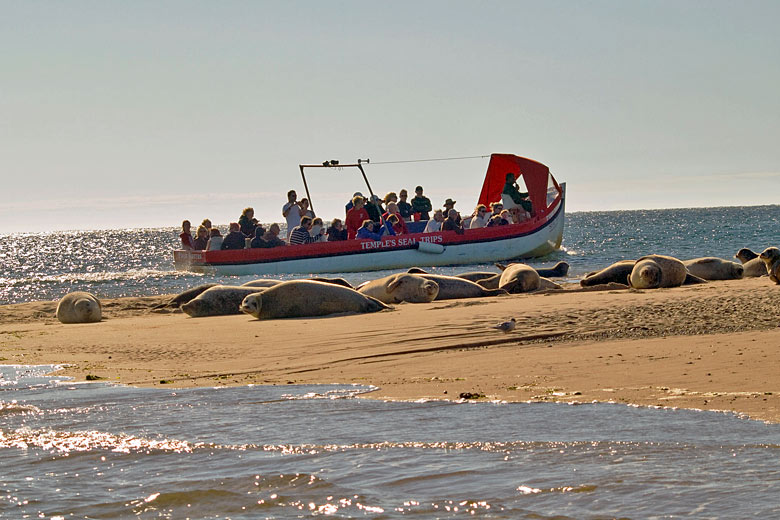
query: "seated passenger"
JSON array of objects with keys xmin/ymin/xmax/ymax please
[
  {"xmin": 502, "ymin": 173, "xmax": 533, "ymax": 214},
  {"xmin": 180, "ymin": 220, "xmax": 195, "ymax": 250},
  {"xmin": 206, "ymin": 228, "xmax": 223, "ymax": 250},
  {"xmin": 382, "ymin": 202, "xmax": 409, "ymax": 235},
  {"xmin": 326, "ymin": 218, "xmax": 348, "ymax": 241},
  {"xmin": 468, "ymin": 204, "xmax": 490, "ymax": 229},
  {"xmin": 289, "ymin": 216, "xmax": 317, "ymax": 245},
  {"xmin": 250, "ymin": 226, "xmax": 267, "ymax": 248},
  {"xmin": 356, "ymin": 219, "xmax": 395, "ymax": 240},
  {"xmin": 346, "ymin": 196, "xmax": 370, "ymax": 239},
  {"xmin": 423, "ymin": 209, "xmax": 445, "ymax": 233},
  {"xmin": 397, "ymin": 189, "xmax": 413, "ymax": 222},
  {"xmin": 221, "ymin": 222, "xmax": 247, "ymax": 250},
  {"xmin": 239, "ymin": 207, "xmax": 256, "ymax": 236},
  {"xmin": 310, "ymin": 217, "xmax": 327, "ymax": 242},
  {"xmin": 262, "ymin": 223, "xmax": 286, "ymax": 248},
  {"xmin": 441, "ymin": 209, "xmax": 464, "ymax": 235},
  {"xmin": 509, "ymin": 206, "xmax": 531, "ymax": 224},
  {"xmin": 490, "ymin": 202, "xmax": 503, "ymax": 217},
  {"xmin": 193, "ymin": 225, "xmax": 209, "ymax": 250}
]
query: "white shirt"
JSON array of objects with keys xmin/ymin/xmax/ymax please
[
  {"xmin": 283, "ymin": 202, "xmax": 302, "ymax": 239},
  {"xmin": 206, "ymin": 237, "xmax": 223, "ymax": 250},
  {"xmin": 424, "ymin": 220, "xmax": 442, "ymax": 233},
  {"xmin": 469, "ymin": 213, "xmax": 491, "ymax": 229}
]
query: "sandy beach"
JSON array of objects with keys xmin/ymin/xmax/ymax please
[{"xmin": 1, "ymin": 277, "xmax": 778, "ymax": 423}]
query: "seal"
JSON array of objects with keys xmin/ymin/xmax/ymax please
[
  {"xmin": 357, "ymin": 273, "xmax": 439, "ymax": 304},
  {"xmin": 580, "ymin": 260, "xmax": 635, "ymax": 287},
  {"xmin": 308, "ymin": 277, "xmax": 354, "ymax": 289},
  {"xmin": 759, "ymin": 247, "xmax": 780, "ymax": 284},
  {"xmin": 683, "ymin": 257, "xmax": 744, "ymax": 280},
  {"xmin": 475, "ymin": 274, "xmax": 501, "ymax": 290},
  {"xmin": 735, "ymin": 248, "xmax": 768, "ymax": 277},
  {"xmin": 56, "ymin": 291, "xmax": 102, "ymax": 324},
  {"xmin": 534, "ymin": 261, "xmax": 570, "ymax": 278},
  {"xmin": 240, "ymin": 280, "xmax": 389, "ymax": 319},
  {"xmin": 498, "ymin": 263, "xmax": 541, "ymax": 293},
  {"xmin": 735, "ymin": 248, "xmax": 759, "ymax": 263},
  {"xmin": 403, "ymin": 273, "xmax": 506, "ymax": 300},
  {"xmin": 181, "ymin": 286, "xmax": 267, "ymax": 317},
  {"xmin": 628, "ymin": 255, "xmax": 689, "ymax": 289}
]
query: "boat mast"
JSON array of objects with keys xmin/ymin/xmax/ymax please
[{"xmin": 298, "ymin": 159, "xmax": 374, "ymax": 214}]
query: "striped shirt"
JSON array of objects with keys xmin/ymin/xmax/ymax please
[{"xmin": 289, "ymin": 226, "xmax": 316, "ymax": 245}]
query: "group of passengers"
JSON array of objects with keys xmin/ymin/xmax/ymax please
[{"xmin": 180, "ymin": 173, "xmax": 532, "ymax": 250}]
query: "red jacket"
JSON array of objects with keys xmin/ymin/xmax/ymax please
[
  {"xmin": 346, "ymin": 207, "xmax": 370, "ymax": 239},
  {"xmin": 382, "ymin": 211, "xmax": 408, "ymax": 234}
]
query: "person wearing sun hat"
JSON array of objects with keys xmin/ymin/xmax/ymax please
[{"xmin": 442, "ymin": 198, "xmax": 460, "ymax": 225}]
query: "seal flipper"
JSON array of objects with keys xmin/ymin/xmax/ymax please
[
  {"xmin": 683, "ymin": 273, "xmax": 707, "ymax": 285},
  {"xmin": 407, "ymin": 267, "xmax": 428, "ymax": 274}
]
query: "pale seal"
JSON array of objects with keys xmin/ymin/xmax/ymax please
[
  {"xmin": 628, "ymin": 255, "xmax": 690, "ymax": 289},
  {"xmin": 498, "ymin": 263, "xmax": 541, "ymax": 293},
  {"xmin": 580, "ymin": 260, "xmax": 635, "ymax": 287},
  {"xmin": 242, "ymin": 279, "xmax": 283, "ymax": 288},
  {"xmin": 357, "ymin": 273, "xmax": 439, "ymax": 304},
  {"xmin": 403, "ymin": 273, "xmax": 506, "ymax": 300},
  {"xmin": 683, "ymin": 257, "xmax": 744, "ymax": 280},
  {"xmin": 759, "ymin": 247, "xmax": 780, "ymax": 284},
  {"xmin": 734, "ymin": 248, "xmax": 767, "ymax": 277},
  {"xmin": 56, "ymin": 291, "xmax": 102, "ymax": 324},
  {"xmin": 181, "ymin": 285, "xmax": 267, "ymax": 317},
  {"xmin": 240, "ymin": 280, "xmax": 389, "ymax": 319}
]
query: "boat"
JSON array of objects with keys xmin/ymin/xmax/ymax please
[{"xmin": 173, "ymin": 153, "xmax": 565, "ymax": 275}]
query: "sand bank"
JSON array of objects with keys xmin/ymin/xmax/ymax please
[{"xmin": 1, "ymin": 278, "xmax": 778, "ymax": 422}]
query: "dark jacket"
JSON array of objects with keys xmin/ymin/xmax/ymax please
[
  {"xmin": 410, "ymin": 195, "xmax": 432, "ymax": 220},
  {"xmin": 365, "ymin": 201, "xmax": 382, "ymax": 224},
  {"xmin": 221, "ymin": 231, "xmax": 247, "ymax": 250},
  {"xmin": 326, "ymin": 226, "xmax": 348, "ymax": 241},
  {"xmin": 442, "ymin": 218, "xmax": 464, "ymax": 235},
  {"xmin": 397, "ymin": 200, "xmax": 413, "ymax": 220}
]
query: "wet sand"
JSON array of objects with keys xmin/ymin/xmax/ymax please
[{"xmin": 1, "ymin": 277, "xmax": 778, "ymax": 422}]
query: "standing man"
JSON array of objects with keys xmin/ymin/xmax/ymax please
[
  {"xmin": 411, "ymin": 185, "xmax": 432, "ymax": 221},
  {"xmin": 282, "ymin": 190, "xmax": 303, "ymax": 241},
  {"xmin": 397, "ymin": 189, "xmax": 413, "ymax": 222}
]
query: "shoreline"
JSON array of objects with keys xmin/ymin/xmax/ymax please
[{"xmin": 1, "ymin": 277, "xmax": 779, "ymax": 423}]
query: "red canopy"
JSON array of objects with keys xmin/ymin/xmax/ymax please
[{"xmin": 477, "ymin": 154, "xmax": 560, "ymax": 217}]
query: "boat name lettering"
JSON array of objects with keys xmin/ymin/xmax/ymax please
[{"xmin": 360, "ymin": 235, "xmax": 443, "ymax": 250}]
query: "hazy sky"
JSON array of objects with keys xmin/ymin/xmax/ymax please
[{"xmin": 2, "ymin": 0, "xmax": 778, "ymax": 232}]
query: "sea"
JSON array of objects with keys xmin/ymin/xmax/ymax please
[{"xmin": 1, "ymin": 205, "xmax": 779, "ymax": 518}]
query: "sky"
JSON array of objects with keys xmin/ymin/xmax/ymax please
[{"xmin": 2, "ymin": 0, "xmax": 779, "ymax": 233}]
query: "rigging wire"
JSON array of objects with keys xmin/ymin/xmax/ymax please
[{"xmin": 368, "ymin": 154, "xmax": 489, "ymax": 165}]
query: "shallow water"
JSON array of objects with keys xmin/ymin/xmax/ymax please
[
  {"xmin": 1, "ymin": 366, "xmax": 779, "ymax": 518},
  {"xmin": 2, "ymin": 205, "xmax": 779, "ymax": 305}
]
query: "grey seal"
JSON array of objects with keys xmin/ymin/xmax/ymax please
[
  {"xmin": 181, "ymin": 285, "xmax": 267, "ymax": 317},
  {"xmin": 240, "ymin": 280, "xmax": 389, "ymax": 319},
  {"xmin": 683, "ymin": 257, "xmax": 744, "ymax": 280},
  {"xmin": 735, "ymin": 248, "xmax": 767, "ymax": 277},
  {"xmin": 357, "ymin": 273, "xmax": 439, "ymax": 304},
  {"xmin": 56, "ymin": 291, "xmax": 102, "ymax": 324}
]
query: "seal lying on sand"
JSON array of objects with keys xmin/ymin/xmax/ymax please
[
  {"xmin": 56, "ymin": 291, "xmax": 102, "ymax": 324},
  {"xmin": 735, "ymin": 248, "xmax": 768, "ymax": 277},
  {"xmin": 683, "ymin": 258, "xmax": 744, "ymax": 280},
  {"xmin": 628, "ymin": 255, "xmax": 705, "ymax": 289},
  {"xmin": 181, "ymin": 286, "xmax": 267, "ymax": 317},
  {"xmin": 240, "ymin": 280, "xmax": 389, "ymax": 319},
  {"xmin": 498, "ymin": 263, "xmax": 541, "ymax": 293},
  {"xmin": 454, "ymin": 271, "xmax": 500, "ymax": 283},
  {"xmin": 580, "ymin": 260, "xmax": 634, "ymax": 287},
  {"xmin": 759, "ymin": 247, "xmax": 780, "ymax": 284},
  {"xmin": 154, "ymin": 283, "xmax": 218, "ymax": 309},
  {"xmin": 404, "ymin": 270, "xmax": 506, "ymax": 299},
  {"xmin": 357, "ymin": 273, "xmax": 439, "ymax": 304}
]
